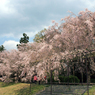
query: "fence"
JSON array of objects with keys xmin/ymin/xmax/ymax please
[{"xmin": 36, "ymin": 70, "xmax": 95, "ymax": 95}]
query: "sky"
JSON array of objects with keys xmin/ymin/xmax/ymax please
[{"xmin": 0, "ymin": 0, "xmax": 95, "ymax": 50}]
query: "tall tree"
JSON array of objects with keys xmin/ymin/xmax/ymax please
[
  {"xmin": 20, "ymin": 33, "xmax": 29, "ymax": 43},
  {"xmin": 17, "ymin": 33, "xmax": 29, "ymax": 49},
  {"xmin": 0, "ymin": 45, "xmax": 5, "ymax": 52},
  {"xmin": 1, "ymin": 9, "xmax": 95, "ymax": 84}
]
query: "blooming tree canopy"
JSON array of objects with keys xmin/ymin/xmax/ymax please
[{"xmin": 0, "ymin": 9, "xmax": 95, "ymax": 83}]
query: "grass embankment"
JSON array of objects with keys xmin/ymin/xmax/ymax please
[
  {"xmin": 0, "ymin": 82, "xmax": 45, "ymax": 95},
  {"xmin": 84, "ymin": 86, "xmax": 95, "ymax": 95},
  {"xmin": 0, "ymin": 81, "xmax": 95, "ymax": 95}
]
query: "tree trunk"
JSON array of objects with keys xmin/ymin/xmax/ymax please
[
  {"xmin": 81, "ymin": 72, "xmax": 83, "ymax": 85},
  {"xmin": 50, "ymin": 70, "xmax": 52, "ymax": 95},
  {"xmin": 87, "ymin": 69, "xmax": 90, "ymax": 84},
  {"xmin": 73, "ymin": 66, "xmax": 75, "ymax": 84}
]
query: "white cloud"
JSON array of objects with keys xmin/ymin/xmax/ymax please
[
  {"xmin": 25, "ymin": 31, "xmax": 39, "ymax": 38},
  {"xmin": 80, "ymin": 0, "xmax": 95, "ymax": 10},
  {"xmin": 3, "ymin": 40, "xmax": 19, "ymax": 50},
  {"xmin": 0, "ymin": 0, "xmax": 95, "ymax": 50},
  {"xmin": 0, "ymin": 0, "xmax": 16, "ymax": 15},
  {"xmin": 1, "ymin": 33, "xmax": 14, "ymax": 38}
]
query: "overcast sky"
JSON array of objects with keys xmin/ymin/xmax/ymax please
[{"xmin": 0, "ymin": 0, "xmax": 95, "ymax": 50}]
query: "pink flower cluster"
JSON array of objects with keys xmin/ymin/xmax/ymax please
[{"xmin": 0, "ymin": 9, "xmax": 95, "ymax": 83}]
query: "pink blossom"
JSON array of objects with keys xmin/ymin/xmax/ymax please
[
  {"xmin": 61, "ymin": 18, "xmax": 63, "ymax": 21},
  {"xmin": 52, "ymin": 20, "xmax": 55, "ymax": 23}
]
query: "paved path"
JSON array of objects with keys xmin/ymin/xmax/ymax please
[{"xmin": 35, "ymin": 85, "xmax": 92, "ymax": 95}]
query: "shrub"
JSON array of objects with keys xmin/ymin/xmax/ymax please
[
  {"xmin": 47, "ymin": 75, "xmax": 80, "ymax": 83},
  {"xmin": 64, "ymin": 75, "xmax": 80, "ymax": 83},
  {"xmin": 59, "ymin": 75, "xmax": 80, "ymax": 83},
  {"xmin": 58, "ymin": 76, "xmax": 65, "ymax": 82},
  {"xmin": 91, "ymin": 79, "xmax": 95, "ymax": 83},
  {"xmin": 47, "ymin": 76, "xmax": 58, "ymax": 83}
]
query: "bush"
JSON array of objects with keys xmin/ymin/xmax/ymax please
[
  {"xmin": 64, "ymin": 75, "xmax": 80, "ymax": 83},
  {"xmin": 59, "ymin": 75, "xmax": 80, "ymax": 83},
  {"xmin": 47, "ymin": 75, "xmax": 80, "ymax": 83},
  {"xmin": 58, "ymin": 76, "xmax": 65, "ymax": 82},
  {"xmin": 47, "ymin": 76, "xmax": 58, "ymax": 83},
  {"xmin": 91, "ymin": 79, "xmax": 95, "ymax": 83}
]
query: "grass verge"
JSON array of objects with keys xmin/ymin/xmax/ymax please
[
  {"xmin": 0, "ymin": 82, "xmax": 18, "ymax": 87},
  {"xmin": 16, "ymin": 84, "xmax": 45, "ymax": 95},
  {"xmin": 83, "ymin": 85, "xmax": 95, "ymax": 95},
  {"xmin": 0, "ymin": 82, "xmax": 45, "ymax": 95}
]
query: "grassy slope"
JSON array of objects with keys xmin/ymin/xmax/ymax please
[
  {"xmin": 0, "ymin": 82, "xmax": 95, "ymax": 95},
  {"xmin": 0, "ymin": 82, "xmax": 45, "ymax": 95},
  {"xmin": 84, "ymin": 85, "xmax": 95, "ymax": 95}
]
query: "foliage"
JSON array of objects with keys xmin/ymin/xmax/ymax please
[
  {"xmin": 64, "ymin": 75, "xmax": 80, "ymax": 83},
  {"xmin": 20, "ymin": 33, "xmax": 29, "ymax": 43},
  {"xmin": 0, "ymin": 45, "xmax": 5, "ymax": 52},
  {"xmin": 58, "ymin": 75, "xmax": 80, "ymax": 83},
  {"xmin": 58, "ymin": 76, "xmax": 65, "ymax": 82},
  {"xmin": 47, "ymin": 76, "xmax": 58, "ymax": 82},
  {"xmin": 0, "ymin": 9, "xmax": 95, "ymax": 83},
  {"xmin": 91, "ymin": 79, "xmax": 95, "ymax": 83},
  {"xmin": 33, "ymin": 28, "xmax": 46, "ymax": 43},
  {"xmin": 17, "ymin": 33, "xmax": 29, "ymax": 49}
]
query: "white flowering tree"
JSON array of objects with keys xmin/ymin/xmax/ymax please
[{"xmin": 0, "ymin": 9, "xmax": 95, "ymax": 84}]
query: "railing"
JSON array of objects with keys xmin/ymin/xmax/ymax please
[{"xmin": 37, "ymin": 82, "xmax": 95, "ymax": 95}]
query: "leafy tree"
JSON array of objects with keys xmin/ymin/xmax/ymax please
[
  {"xmin": 17, "ymin": 33, "xmax": 29, "ymax": 48},
  {"xmin": 33, "ymin": 28, "xmax": 46, "ymax": 43},
  {"xmin": 0, "ymin": 45, "xmax": 5, "ymax": 52},
  {"xmin": 1, "ymin": 9, "xmax": 95, "ymax": 84},
  {"xmin": 19, "ymin": 33, "xmax": 29, "ymax": 43}
]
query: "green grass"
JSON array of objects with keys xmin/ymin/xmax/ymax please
[
  {"xmin": 1, "ymin": 81, "xmax": 95, "ymax": 95},
  {"xmin": 83, "ymin": 85, "xmax": 95, "ymax": 95},
  {"xmin": 0, "ymin": 82, "xmax": 45, "ymax": 95},
  {"xmin": 16, "ymin": 84, "xmax": 46, "ymax": 95},
  {"xmin": 0, "ymin": 82, "xmax": 18, "ymax": 87}
]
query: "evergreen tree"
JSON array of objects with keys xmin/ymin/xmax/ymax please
[
  {"xmin": 17, "ymin": 33, "xmax": 29, "ymax": 48},
  {"xmin": 20, "ymin": 33, "xmax": 29, "ymax": 43},
  {"xmin": 0, "ymin": 45, "xmax": 5, "ymax": 52}
]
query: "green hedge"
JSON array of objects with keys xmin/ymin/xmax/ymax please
[
  {"xmin": 47, "ymin": 75, "xmax": 80, "ymax": 83},
  {"xmin": 63, "ymin": 75, "xmax": 80, "ymax": 83},
  {"xmin": 91, "ymin": 79, "xmax": 95, "ymax": 83},
  {"xmin": 47, "ymin": 76, "xmax": 58, "ymax": 82},
  {"xmin": 58, "ymin": 76, "xmax": 65, "ymax": 82}
]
